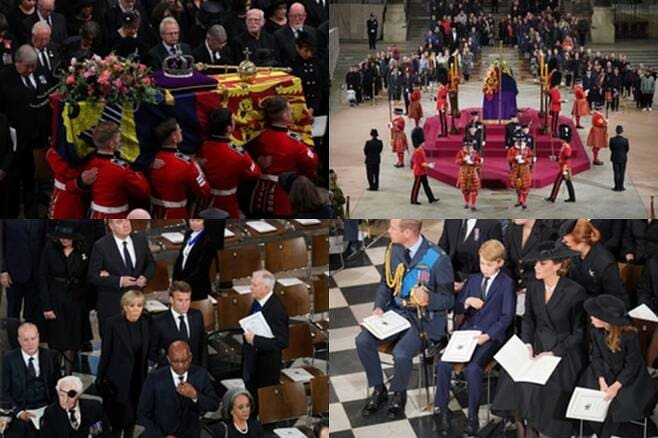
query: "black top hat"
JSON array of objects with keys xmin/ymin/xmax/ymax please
[
  {"xmin": 411, "ymin": 127, "xmax": 424, "ymax": 147},
  {"xmin": 559, "ymin": 124, "xmax": 572, "ymax": 142},
  {"xmin": 199, "ymin": 208, "xmax": 230, "ymax": 219},
  {"xmin": 584, "ymin": 294, "xmax": 632, "ymax": 326},
  {"xmin": 370, "ymin": 128, "xmax": 378, "ymax": 137},
  {"xmin": 470, "ymin": 111, "xmax": 479, "ymax": 117},
  {"xmin": 462, "ymin": 139, "xmax": 473, "ymax": 147},
  {"xmin": 525, "ymin": 240, "xmax": 579, "ymax": 262},
  {"xmin": 48, "ymin": 221, "xmax": 84, "ymax": 241}
]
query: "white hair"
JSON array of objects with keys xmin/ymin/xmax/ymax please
[
  {"xmin": 32, "ymin": 20, "xmax": 51, "ymax": 35},
  {"xmin": 15, "ymin": 44, "xmax": 38, "ymax": 65},
  {"xmin": 159, "ymin": 17, "xmax": 179, "ymax": 35},
  {"xmin": 252, "ymin": 269, "xmax": 275, "ymax": 291},
  {"xmin": 247, "ymin": 8, "xmax": 265, "ymax": 20},
  {"xmin": 56, "ymin": 375, "xmax": 84, "ymax": 394}
]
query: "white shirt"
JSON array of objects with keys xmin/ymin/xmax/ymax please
[
  {"xmin": 406, "ymin": 236, "xmax": 423, "ymax": 260},
  {"xmin": 170, "ymin": 308, "xmax": 189, "ymax": 334},
  {"xmin": 182, "ymin": 230, "xmax": 202, "ymax": 269},
  {"xmin": 163, "ymin": 42, "xmax": 179, "ymax": 55},
  {"xmin": 170, "ymin": 367, "xmax": 188, "ymax": 387},
  {"xmin": 481, "ymin": 270, "xmax": 499, "ymax": 298},
  {"xmin": 68, "ymin": 403, "xmax": 81, "ymax": 430},
  {"xmin": 113, "ymin": 234, "xmax": 136, "ymax": 270},
  {"xmin": 21, "ymin": 350, "xmax": 40, "ymax": 377},
  {"xmin": 463, "ymin": 219, "xmax": 477, "ymax": 241},
  {"xmin": 37, "ymin": 11, "xmax": 52, "ymax": 27},
  {"xmin": 205, "ymin": 40, "xmax": 221, "ymax": 63},
  {"xmin": 22, "ymin": 73, "xmax": 36, "ymax": 89},
  {"xmin": 257, "ymin": 291, "xmax": 274, "ymax": 308}
]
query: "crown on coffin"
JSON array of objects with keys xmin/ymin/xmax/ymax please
[{"xmin": 163, "ymin": 54, "xmax": 195, "ymax": 78}]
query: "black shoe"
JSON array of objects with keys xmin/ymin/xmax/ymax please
[
  {"xmin": 411, "ymin": 201, "xmax": 421, "ymax": 205},
  {"xmin": 81, "ymin": 341, "xmax": 93, "ymax": 352},
  {"xmin": 545, "ymin": 196, "xmax": 555, "ymax": 202},
  {"xmin": 522, "ymin": 204, "xmax": 527, "ymax": 209},
  {"xmin": 514, "ymin": 202, "xmax": 522, "ymax": 207},
  {"xmin": 593, "ymin": 160, "xmax": 604, "ymax": 165},
  {"xmin": 464, "ymin": 415, "xmax": 480, "ymax": 436},
  {"xmin": 361, "ymin": 387, "xmax": 388, "ymax": 416},
  {"xmin": 620, "ymin": 187, "xmax": 626, "ymax": 191},
  {"xmin": 344, "ymin": 242, "xmax": 362, "ymax": 261},
  {"xmin": 429, "ymin": 198, "xmax": 439, "ymax": 203},
  {"xmin": 612, "ymin": 187, "xmax": 620, "ymax": 191},
  {"xmin": 367, "ymin": 187, "xmax": 376, "ymax": 191},
  {"xmin": 564, "ymin": 198, "xmax": 576, "ymax": 203},
  {"xmin": 387, "ymin": 391, "xmax": 406, "ymax": 419},
  {"xmin": 470, "ymin": 206, "xmax": 477, "ymax": 211},
  {"xmin": 464, "ymin": 204, "xmax": 470, "ymax": 209},
  {"xmin": 434, "ymin": 407, "xmax": 450, "ymax": 433}
]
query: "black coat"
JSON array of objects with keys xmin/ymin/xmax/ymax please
[
  {"xmin": 637, "ymin": 256, "xmax": 658, "ymax": 312},
  {"xmin": 40, "ymin": 399, "xmax": 111, "ymax": 438},
  {"xmin": 503, "ymin": 220, "xmax": 559, "ymax": 290},
  {"xmin": 300, "ymin": 0, "xmax": 328, "ymax": 28},
  {"xmin": 274, "ymin": 25, "xmax": 316, "ymax": 66},
  {"xmin": 590, "ymin": 219, "xmax": 624, "ymax": 257},
  {"xmin": 0, "ymin": 113, "xmax": 12, "ymax": 176},
  {"xmin": 137, "ymin": 365, "xmax": 219, "ymax": 438},
  {"xmin": 492, "ymin": 276, "xmax": 587, "ymax": 437},
  {"xmin": 148, "ymin": 42, "xmax": 193, "ymax": 71},
  {"xmin": 2, "ymin": 347, "xmax": 60, "ymax": 414},
  {"xmin": 150, "ymin": 309, "xmax": 207, "ymax": 367},
  {"xmin": 568, "ymin": 243, "xmax": 629, "ymax": 305},
  {"xmin": 88, "ymin": 233, "xmax": 155, "ymax": 321},
  {"xmin": 191, "ymin": 42, "xmax": 235, "ymax": 66},
  {"xmin": 97, "ymin": 314, "xmax": 150, "ymax": 404},
  {"xmin": 242, "ymin": 294, "xmax": 289, "ymax": 387},
  {"xmin": 232, "ymin": 31, "xmax": 280, "ymax": 67},
  {"xmin": 22, "ymin": 12, "xmax": 68, "ymax": 46},
  {"xmin": 363, "ymin": 138, "xmax": 383, "ymax": 164},
  {"xmin": 1, "ymin": 220, "xmax": 46, "ymax": 283},
  {"xmin": 172, "ymin": 229, "xmax": 221, "ymax": 301},
  {"xmin": 579, "ymin": 328, "xmax": 657, "ymax": 422},
  {"xmin": 608, "ymin": 134, "xmax": 629, "ymax": 163},
  {"xmin": 438, "ymin": 219, "xmax": 503, "ymax": 282}
]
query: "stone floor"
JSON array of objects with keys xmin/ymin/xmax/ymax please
[{"xmin": 330, "ymin": 47, "xmax": 658, "ymax": 219}]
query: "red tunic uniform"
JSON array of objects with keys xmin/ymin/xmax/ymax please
[
  {"xmin": 549, "ymin": 86, "xmax": 561, "ymax": 112},
  {"xmin": 46, "ymin": 147, "xmax": 89, "ymax": 219},
  {"xmin": 455, "ymin": 149, "xmax": 482, "ymax": 191},
  {"xmin": 81, "ymin": 152, "xmax": 151, "ymax": 218},
  {"xmin": 507, "ymin": 145, "xmax": 534, "ymax": 190},
  {"xmin": 199, "ymin": 136, "xmax": 261, "ymax": 218},
  {"xmin": 248, "ymin": 125, "xmax": 318, "ymax": 216},
  {"xmin": 587, "ymin": 112, "xmax": 608, "ymax": 149},
  {"xmin": 559, "ymin": 142, "xmax": 572, "ymax": 173},
  {"xmin": 408, "ymin": 89, "xmax": 423, "ymax": 126},
  {"xmin": 436, "ymin": 85, "xmax": 448, "ymax": 112},
  {"xmin": 411, "ymin": 146, "xmax": 428, "ymax": 176},
  {"xmin": 147, "ymin": 147, "xmax": 211, "ymax": 219},
  {"xmin": 571, "ymin": 85, "xmax": 590, "ymax": 117},
  {"xmin": 391, "ymin": 117, "xmax": 408, "ymax": 153}
]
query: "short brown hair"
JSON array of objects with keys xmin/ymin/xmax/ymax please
[
  {"xmin": 555, "ymin": 257, "xmax": 571, "ymax": 277},
  {"xmin": 169, "ymin": 280, "xmax": 192, "ymax": 296},
  {"xmin": 398, "ymin": 220, "xmax": 422, "ymax": 234},
  {"xmin": 478, "ymin": 239, "xmax": 506, "ymax": 262},
  {"xmin": 92, "ymin": 121, "xmax": 119, "ymax": 148},
  {"xmin": 153, "ymin": 117, "xmax": 178, "ymax": 146},
  {"xmin": 264, "ymin": 96, "xmax": 289, "ymax": 122}
]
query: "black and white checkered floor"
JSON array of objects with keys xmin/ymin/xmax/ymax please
[{"xmin": 328, "ymin": 236, "xmax": 658, "ymax": 438}]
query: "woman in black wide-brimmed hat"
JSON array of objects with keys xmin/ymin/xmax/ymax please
[
  {"xmin": 578, "ymin": 294, "xmax": 658, "ymax": 438},
  {"xmin": 38, "ymin": 221, "xmax": 88, "ymax": 375},
  {"xmin": 491, "ymin": 240, "xmax": 587, "ymax": 438}
]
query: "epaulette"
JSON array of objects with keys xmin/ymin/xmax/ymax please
[
  {"xmin": 288, "ymin": 132, "xmax": 302, "ymax": 142},
  {"xmin": 110, "ymin": 158, "xmax": 128, "ymax": 168},
  {"xmin": 175, "ymin": 151, "xmax": 192, "ymax": 162},
  {"xmin": 229, "ymin": 143, "xmax": 245, "ymax": 154}
]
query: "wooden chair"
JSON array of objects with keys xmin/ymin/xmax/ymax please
[
  {"xmin": 312, "ymin": 277, "xmax": 329, "ymax": 314},
  {"xmin": 190, "ymin": 298, "xmax": 217, "ymax": 332},
  {"xmin": 129, "ymin": 220, "xmax": 149, "ymax": 232},
  {"xmin": 265, "ymin": 237, "xmax": 308, "ymax": 273},
  {"xmin": 216, "ymin": 293, "xmax": 253, "ymax": 331},
  {"xmin": 282, "ymin": 323, "xmax": 315, "ymax": 362},
  {"xmin": 310, "ymin": 375, "xmax": 329, "ymax": 416},
  {"xmin": 311, "ymin": 234, "xmax": 329, "ymax": 267},
  {"xmin": 143, "ymin": 260, "xmax": 170, "ymax": 294},
  {"xmin": 258, "ymin": 382, "xmax": 307, "ymax": 424},
  {"xmin": 151, "ymin": 219, "xmax": 186, "ymax": 229},
  {"xmin": 212, "ymin": 245, "xmax": 262, "ymax": 284},
  {"xmin": 274, "ymin": 283, "xmax": 311, "ymax": 317},
  {"xmin": 447, "ymin": 359, "xmax": 497, "ymax": 422},
  {"xmin": 618, "ymin": 262, "xmax": 644, "ymax": 301}
]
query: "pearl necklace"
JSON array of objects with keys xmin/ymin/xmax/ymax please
[{"xmin": 234, "ymin": 421, "xmax": 249, "ymax": 435}]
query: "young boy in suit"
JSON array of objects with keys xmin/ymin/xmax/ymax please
[{"xmin": 433, "ymin": 239, "xmax": 515, "ymax": 435}]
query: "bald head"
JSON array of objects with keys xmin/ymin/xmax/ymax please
[
  {"xmin": 167, "ymin": 340, "xmax": 192, "ymax": 375},
  {"xmin": 126, "ymin": 208, "xmax": 151, "ymax": 219}
]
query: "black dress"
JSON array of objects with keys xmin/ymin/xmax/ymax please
[
  {"xmin": 578, "ymin": 328, "xmax": 657, "ymax": 423},
  {"xmin": 491, "ymin": 277, "xmax": 588, "ymax": 437},
  {"xmin": 226, "ymin": 419, "xmax": 265, "ymax": 438},
  {"xmin": 568, "ymin": 243, "xmax": 629, "ymax": 305},
  {"xmin": 38, "ymin": 242, "xmax": 87, "ymax": 351}
]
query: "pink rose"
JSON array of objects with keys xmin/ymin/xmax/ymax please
[
  {"xmin": 141, "ymin": 77, "xmax": 151, "ymax": 85},
  {"xmin": 113, "ymin": 79, "xmax": 123, "ymax": 89},
  {"xmin": 66, "ymin": 75, "xmax": 75, "ymax": 85},
  {"xmin": 97, "ymin": 70, "xmax": 111, "ymax": 85}
]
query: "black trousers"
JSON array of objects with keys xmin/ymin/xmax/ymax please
[
  {"xmin": 368, "ymin": 32, "xmax": 376, "ymax": 50},
  {"xmin": 411, "ymin": 175, "xmax": 435, "ymax": 202},
  {"xmin": 366, "ymin": 162, "xmax": 380, "ymax": 190},
  {"xmin": 613, "ymin": 161, "xmax": 626, "ymax": 189},
  {"xmin": 549, "ymin": 172, "xmax": 575, "ymax": 201},
  {"xmin": 6, "ymin": 150, "xmax": 37, "ymax": 218}
]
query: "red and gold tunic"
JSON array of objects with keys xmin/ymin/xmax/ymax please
[
  {"xmin": 391, "ymin": 117, "xmax": 408, "ymax": 153},
  {"xmin": 507, "ymin": 145, "xmax": 534, "ymax": 190},
  {"xmin": 455, "ymin": 149, "xmax": 482, "ymax": 191},
  {"xmin": 586, "ymin": 111, "xmax": 608, "ymax": 149},
  {"xmin": 408, "ymin": 89, "xmax": 423, "ymax": 122}
]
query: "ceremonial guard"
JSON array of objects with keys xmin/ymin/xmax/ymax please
[
  {"xmin": 199, "ymin": 108, "xmax": 261, "ymax": 218},
  {"xmin": 407, "ymin": 88, "xmax": 423, "ymax": 128},
  {"xmin": 571, "ymin": 79, "xmax": 590, "ymax": 129},
  {"xmin": 507, "ymin": 136, "xmax": 534, "ymax": 209},
  {"xmin": 463, "ymin": 124, "xmax": 483, "ymax": 153},
  {"xmin": 390, "ymin": 113, "xmax": 408, "ymax": 168},
  {"xmin": 356, "ymin": 219, "xmax": 454, "ymax": 419},
  {"xmin": 465, "ymin": 111, "xmax": 485, "ymax": 150},
  {"xmin": 248, "ymin": 96, "xmax": 318, "ymax": 217},
  {"xmin": 456, "ymin": 140, "xmax": 482, "ymax": 211},
  {"xmin": 548, "ymin": 83, "xmax": 562, "ymax": 137},
  {"xmin": 45, "ymin": 147, "xmax": 93, "ymax": 219},
  {"xmin": 148, "ymin": 118, "xmax": 211, "ymax": 219},
  {"xmin": 436, "ymin": 82, "xmax": 448, "ymax": 137},
  {"xmin": 409, "ymin": 127, "xmax": 438, "ymax": 205},
  {"xmin": 504, "ymin": 113, "xmax": 521, "ymax": 149},
  {"xmin": 587, "ymin": 111, "xmax": 608, "ymax": 166},
  {"xmin": 546, "ymin": 124, "xmax": 576, "ymax": 203}
]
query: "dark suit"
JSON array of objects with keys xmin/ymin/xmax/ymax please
[
  {"xmin": 148, "ymin": 42, "xmax": 193, "ymax": 71},
  {"xmin": 232, "ymin": 31, "xmax": 280, "ymax": 67},
  {"xmin": 22, "ymin": 13, "xmax": 68, "ymax": 46},
  {"xmin": 300, "ymin": 0, "xmax": 328, "ymax": 29},
  {"xmin": 2, "ymin": 347, "xmax": 60, "ymax": 438},
  {"xmin": 435, "ymin": 271, "xmax": 515, "ymax": 415},
  {"xmin": 274, "ymin": 25, "xmax": 316, "ymax": 66},
  {"xmin": 364, "ymin": 138, "xmax": 383, "ymax": 190},
  {"xmin": 637, "ymin": 256, "xmax": 658, "ymax": 312},
  {"xmin": 40, "ymin": 399, "xmax": 111, "ymax": 438},
  {"xmin": 0, "ymin": 67, "xmax": 51, "ymax": 217},
  {"xmin": 150, "ymin": 309, "xmax": 207, "ymax": 367},
  {"xmin": 0, "ymin": 113, "xmax": 14, "ymax": 217},
  {"xmin": 32, "ymin": 44, "xmax": 60, "ymax": 86},
  {"xmin": 609, "ymin": 134, "xmax": 629, "ymax": 190},
  {"xmin": 137, "ymin": 365, "xmax": 219, "ymax": 438},
  {"xmin": 242, "ymin": 294, "xmax": 289, "ymax": 409},
  {"xmin": 172, "ymin": 228, "xmax": 223, "ymax": 301},
  {"xmin": 191, "ymin": 42, "xmax": 235, "ymax": 66},
  {"xmin": 87, "ymin": 233, "xmax": 155, "ymax": 334},
  {"xmin": 1, "ymin": 221, "xmax": 46, "ymax": 326},
  {"xmin": 590, "ymin": 219, "xmax": 624, "ymax": 257},
  {"xmin": 438, "ymin": 219, "xmax": 503, "ymax": 282}
]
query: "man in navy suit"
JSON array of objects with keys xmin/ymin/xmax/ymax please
[
  {"xmin": 137, "ymin": 340, "xmax": 219, "ymax": 437},
  {"xmin": 434, "ymin": 239, "xmax": 515, "ymax": 435},
  {"xmin": 356, "ymin": 219, "xmax": 454, "ymax": 419}
]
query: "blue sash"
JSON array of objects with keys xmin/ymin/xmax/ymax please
[{"xmin": 394, "ymin": 247, "xmax": 440, "ymax": 307}]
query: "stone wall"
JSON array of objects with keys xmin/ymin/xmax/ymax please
[
  {"xmin": 329, "ymin": 27, "xmax": 339, "ymax": 79},
  {"xmin": 329, "ymin": 4, "xmax": 386, "ymax": 41}
]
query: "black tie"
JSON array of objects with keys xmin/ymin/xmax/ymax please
[
  {"xmin": 460, "ymin": 219, "xmax": 469, "ymax": 242},
  {"xmin": 122, "ymin": 241, "xmax": 134, "ymax": 275},
  {"xmin": 170, "ymin": 46, "xmax": 177, "ymax": 55},
  {"xmin": 404, "ymin": 249, "xmax": 412, "ymax": 265},
  {"xmin": 69, "ymin": 409, "xmax": 78, "ymax": 429},
  {"xmin": 23, "ymin": 76, "xmax": 35, "ymax": 91},
  {"xmin": 179, "ymin": 315, "xmax": 188, "ymax": 339},
  {"xmin": 481, "ymin": 276, "xmax": 490, "ymax": 300},
  {"xmin": 27, "ymin": 357, "xmax": 36, "ymax": 378}
]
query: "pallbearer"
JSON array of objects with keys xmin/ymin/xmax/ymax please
[
  {"xmin": 456, "ymin": 140, "xmax": 482, "ymax": 211},
  {"xmin": 507, "ymin": 136, "xmax": 534, "ymax": 209}
]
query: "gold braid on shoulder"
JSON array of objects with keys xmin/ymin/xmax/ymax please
[{"xmin": 385, "ymin": 242, "xmax": 405, "ymax": 297}]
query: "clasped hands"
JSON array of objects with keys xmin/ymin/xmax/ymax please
[{"xmin": 99, "ymin": 269, "xmax": 147, "ymax": 288}]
